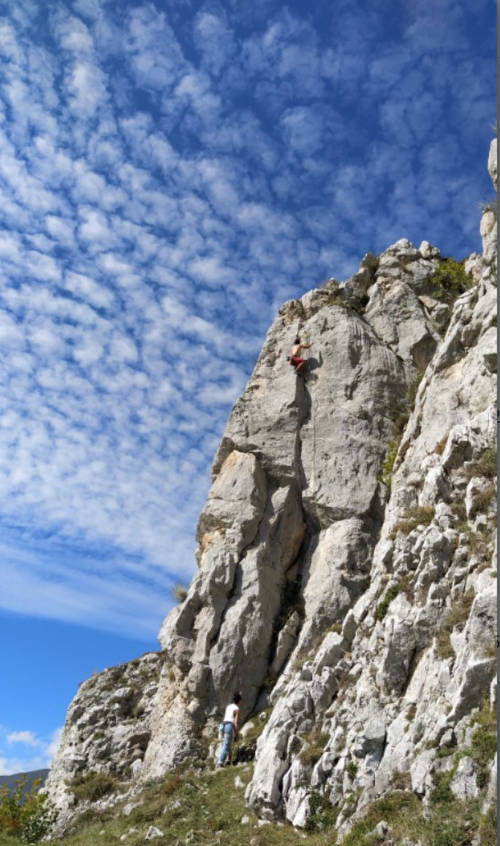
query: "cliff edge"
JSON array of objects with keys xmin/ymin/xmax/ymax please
[{"xmin": 47, "ymin": 140, "xmax": 497, "ymax": 839}]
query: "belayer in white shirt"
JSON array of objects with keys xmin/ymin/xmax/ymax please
[{"xmin": 218, "ymin": 692, "xmax": 241, "ymax": 766}]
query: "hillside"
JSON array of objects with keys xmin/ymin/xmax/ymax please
[
  {"xmin": 40, "ymin": 139, "xmax": 497, "ymax": 846},
  {"xmin": 0, "ymin": 770, "xmax": 48, "ymax": 793}
]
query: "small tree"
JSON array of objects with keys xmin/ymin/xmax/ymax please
[
  {"xmin": 381, "ymin": 439, "xmax": 398, "ymax": 491},
  {"xmin": 172, "ymin": 584, "xmax": 188, "ymax": 603},
  {"xmin": 0, "ymin": 776, "xmax": 57, "ymax": 843},
  {"xmin": 430, "ymin": 258, "xmax": 472, "ymax": 303}
]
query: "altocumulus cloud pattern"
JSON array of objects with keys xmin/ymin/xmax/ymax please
[{"xmin": 0, "ymin": 0, "xmax": 494, "ymax": 638}]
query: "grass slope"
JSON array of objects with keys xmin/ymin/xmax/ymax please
[
  {"xmin": 0, "ymin": 756, "xmax": 496, "ymax": 846},
  {"xmin": 0, "ymin": 705, "xmax": 496, "ymax": 844}
]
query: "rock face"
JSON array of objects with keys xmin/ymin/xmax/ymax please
[
  {"xmin": 46, "ymin": 652, "xmax": 163, "ymax": 825},
  {"xmin": 47, "ymin": 140, "xmax": 497, "ymax": 835}
]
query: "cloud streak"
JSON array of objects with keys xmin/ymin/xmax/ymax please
[
  {"xmin": 0, "ymin": 0, "xmax": 495, "ymax": 639},
  {"xmin": 0, "ymin": 726, "xmax": 62, "ymax": 775}
]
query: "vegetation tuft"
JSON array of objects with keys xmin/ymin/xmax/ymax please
[
  {"xmin": 375, "ymin": 585, "xmax": 399, "ymax": 621},
  {"xmin": 299, "ymin": 730, "xmax": 329, "ymax": 767},
  {"xmin": 408, "ymin": 369, "xmax": 425, "ymax": 406},
  {"xmin": 434, "ymin": 433, "xmax": 448, "ymax": 455},
  {"xmin": 436, "ymin": 590, "xmax": 475, "ymax": 659},
  {"xmin": 68, "ymin": 771, "xmax": 118, "ymax": 804},
  {"xmin": 430, "ymin": 258, "xmax": 473, "ymax": 304},
  {"xmin": 379, "ymin": 439, "xmax": 398, "ymax": 491},
  {"xmin": 326, "ymin": 292, "xmax": 367, "ymax": 315},
  {"xmin": 0, "ymin": 777, "xmax": 57, "ymax": 843},
  {"xmin": 345, "ymin": 761, "xmax": 358, "ymax": 780},
  {"xmin": 391, "ymin": 505, "xmax": 435, "ymax": 537},
  {"xmin": 465, "ymin": 447, "xmax": 497, "ymax": 480},
  {"xmin": 375, "ymin": 574, "xmax": 414, "ymax": 621},
  {"xmin": 305, "ymin": 792, "xmax": 339, "ymax": 833},
  {"xmin": 466, "ymin": 701, "xmax": 497, "ymax": 789},
  {"xmin": 172, "ymin": 584, "xmax": 188, "ymax": 603},
  {"xmin": 340, "ymin": 785, "xmax": 486, "ymax": 846},
  {"xmin": 468, "ymin": 484, "xmax": 496, "ymax": 520}
]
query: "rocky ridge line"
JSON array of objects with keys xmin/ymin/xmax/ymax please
[{"xmin": 46, "ymin": 140, "xmax": 497, "ymax": 840}]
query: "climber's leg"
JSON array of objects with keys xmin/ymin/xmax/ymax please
[{"xmin": 218, "ymin": 723, "xmax": 234, "ymax": 766}]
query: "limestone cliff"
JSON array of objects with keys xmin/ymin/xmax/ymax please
[{"xmin": 47, "ymin": 141, "xmax": 497, "ymax": 837}]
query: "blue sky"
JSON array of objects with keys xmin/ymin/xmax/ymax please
[{"xmin": 0, "ymin": 0, "xmax": 495, "ymax": 773}]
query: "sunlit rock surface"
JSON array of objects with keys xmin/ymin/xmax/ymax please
[{"xmin": 48, "ymin": 140, "xmax": 497, "ymax": 836}]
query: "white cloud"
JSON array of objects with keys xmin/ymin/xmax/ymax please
[
  {"xmin": 56, "ymin": 14, "xmax": 94, "ymax": 53},
  {"xmin": 0, "ymin": 0, "xmax": 492, "ymax": 643},
  {"xmin": 7, "ymin": 731, "xmax": 42, "ymax": 747},
  {"xmin": 193, "ymin": 11, "xmax": 237, "ymax": 76},
  {"xmin": 46, "ymin": 727, "xmax": 63, "ymax": 762},
  {"xmin": 0, "ymin": 726, "xmax": 63, "ymax": 775}
]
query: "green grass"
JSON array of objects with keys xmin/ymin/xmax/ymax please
[
  {"xmin": 466, "ymin": 701, "xmax": 497, "ymax": 789},
  {"xmin": 0, "ymin": 704, "xmax": 494, "ymax": 846},
  {"xmin": 1, "ymin": 755, "xmax": 496, "ymax": 846},
  {"xmin": 391, "ymin": 505, "xmax": 435, "ymax": 537},
  {"xmin": 436, "ymin": 590, "xmax": 475, "ymax": 659},
  {"xmin": 345, "ymin": 761, "xmax": 358, "ymax": 780},
  {"xmin": 339, "ymin": 791, "xmax": 420, "ymax": 846},
  {"xmin": 237, "ymin": 710, "xmax": 272, "ymax": 747},
  {"xmin": 305, "ymin": 792, "xmax": 339, "ymax": 833},
  {"xmin": 375, "ymin": 585, "xmax": 400, "ymax": 621},
  {"xmin": 375, "ymin": 574, "xmax": 414, "ymax": 621},
  {"xmin": 16, "ymin": 765, "xmax": 342, "ymax": 846},
  {"xmin": 298, "ymin": 730, "xmax": 329, "ymax": 767},
  {"xmin": 379, "ymin": 439, "xmax": 398, "ymax": 491},
  {"xmin": 340, "ymin": 787, "xmax": 484, "ymax": 846},
  {"xmin": 479, "ymin": 806, "xmax": 497, "ymax": 846},
  {"xmin": 468, "ymin": 484, "xmax": 496, "ymax": 520},
  {"xmin": 465, "ymin": 448, "xmax": 497, "ymax": 481},
  {"xmin": 68, "ymin": 771, "xmax": 118, "ymax": 803}
]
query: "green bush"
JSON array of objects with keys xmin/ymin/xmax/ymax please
[
  {"xmin": 430, "ymin": 770, "xmax": 454, "ymax": 805},
  {"xmin": 345, "ymin": 760, "xmax": 358, "ymax": 780},
  {"xmin": 375, "ymin": 585, "xmax": 399, "ymax": 621},
  {"xmin": 298, "ymin": 731, "xmax": 329, "ymax": 767},
  {"xmin": 380, "ymin": 439, "xmax": 398, "ymax": 491},
  {"xmin": 304, "ymin": 791, "xmax": 339, "ymax": 832},
  {"xmin": 172, "ymin": 584, "xmax": 188, "ymax": 603},
  {"xmin": 0, "ymin": 777, "xmax": 57, "ymax": 843},
  {"xmin": 468, "ymin": 484, "xmax": 496, "ymax": 520},
  {"xmin": 408, "ymin": 369, "xmax": 425, "ymax": 405},
  {"xmin": 479, "ymin": 805, "xmax": 497, "ymax": 846},
  {"xmin": 466, "ymin": 702, "xmax": 497, "ymax": 789},
  {"xmin": 376, "ymin": 574, "xmax": 414, "ymax": 621},
  {"xmin": 69, "ymin": 771, "xmax": 117, "ymax": 803},
  {"xmin": 392, "ymin": 505, "xmax": 435, "ymax": 537},
  {"xmin": 430, "ymin": 258, "xmax": 473, "ymax": 304},
  {"xmin": 466, "ymin": 447, "xmax": 497, "ymax": 480},
  {"xmin": 340, "ymin": 791, "xmax": 418, "ymax": 846},
  {"xmin": 436, "ymin": 591, "xmax": 475, "ymax": 659}
]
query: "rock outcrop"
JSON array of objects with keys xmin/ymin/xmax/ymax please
[
  {"xmin": 47, "ymin": 140, "xmax": 497, "ymax": 838},
  {"xmin": 47, "ymin": 652, "xmax": 163, "ymax": 824}
]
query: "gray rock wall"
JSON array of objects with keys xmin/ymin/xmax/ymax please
[
  {"xmin": 46, "ymin": 652, "xmax": 163, "ymax": 824},
  {"xmin": 47, "ymin": 139, "xmax": 497, "ymax": 836}
]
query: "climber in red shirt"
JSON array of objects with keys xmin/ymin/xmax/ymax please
[{"xmin": 290, "ymin": 336, "xmax": 312, "ymax": 375}]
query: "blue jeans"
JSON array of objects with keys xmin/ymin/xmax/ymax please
[{"xmin": 218, "ymin": 722, "xmax": 234, "ymax": 765}]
